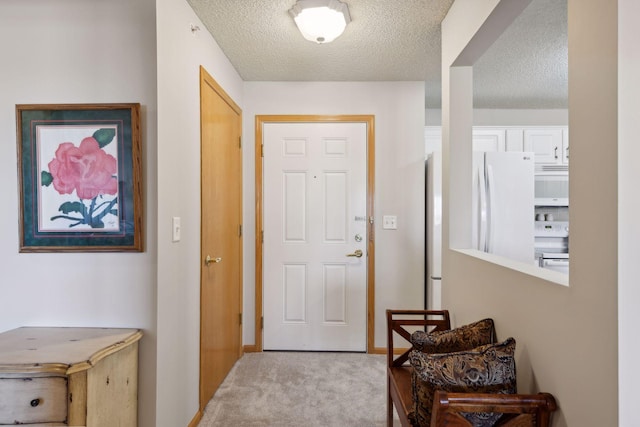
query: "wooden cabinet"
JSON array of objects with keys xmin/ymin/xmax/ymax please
[{"xmin": 0, "ymin": 327, "xmax": 142, "ymax": 426}]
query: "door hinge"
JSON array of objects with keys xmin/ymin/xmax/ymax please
[
  {"xmin": 261, "ymin": 316, "xmax": 264, "ymax": 330},
  {"xmin": 239, "ymin": 136, "xmax": 242, "ymax": 149},
  {"xmin": 369, "ymin": 216, "xmax": 374, "ymax": 224},
  {"xmin": 239, "ymin": 224, "xmax": 242, "ymax": 237},
  {"xmin": 261, "ymin": 143, "xmax": 264, "ymax": 158},
  {"xmin": 239, "ymin": 313, "xmax": 242, "ymax": 325},
  {"xmin": 261, "ymin": 230, "xmax": 264, "ymax": 243}
]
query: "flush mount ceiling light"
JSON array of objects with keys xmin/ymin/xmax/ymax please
[{"xmin": 288, "ymin": 0, "xmax": 351, "ymax": 44}]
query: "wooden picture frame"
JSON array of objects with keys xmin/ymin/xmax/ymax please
[{"xmin": 16, "ymin": 103, "xmax": 143, "ymax": 252}]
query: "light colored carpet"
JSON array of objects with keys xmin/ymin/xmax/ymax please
[{"xmin": 198, "ymin": 351, "xmax": 399, "ymax": 426}]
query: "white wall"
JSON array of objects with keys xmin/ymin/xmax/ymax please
[
  {"xmin": 442, "ymin": 1, "xmax": 618, "ymax": 426},
  {"xmin": 155, "ymin": 0, "xmax": 244, "ymax": 425},
  {"xmin": 472, "ymin": 109, "xmax": 568, "ymax": 126},
  {"xmin": 242, "ymin": 82, "xmax": 425, "ymax": 349},
  {"xmin": 618, "ymin": 0, "xmax": 640, "ymax": 424},
  {"xmin": 3, "ymin": 1, "xmax": 634, "ymax": 425},
  {"xmin": 425, "ymin": 108, "xmax": 568, "ymax": 126},
  {"xmin": 0, "ymin": 1, "xmax": 158, "ymax": 426}
]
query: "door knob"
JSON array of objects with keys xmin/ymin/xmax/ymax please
[
  {"xmin": 205, "ymin": 255, "xmax": 222, "ymax": 265},
  {"xmin": 346, "ymin": 249, "xmax": 363, "ymax": 258}
]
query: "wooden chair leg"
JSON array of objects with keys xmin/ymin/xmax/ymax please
[{"xmin": 387, "ymin": 378, "xmax": 394, "ymax": 427}]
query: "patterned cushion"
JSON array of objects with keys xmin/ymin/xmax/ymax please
[
  {"xmin": 409, "ymin": 337, "xmax": 517, "ymax": 427},
  {"xmin": 411, "ymin": 318, "xmax": 495, "ymax": 354}
]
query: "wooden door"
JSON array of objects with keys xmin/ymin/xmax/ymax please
[
  {"xmin": 262, "ymin": 122, "xmax": 368, "ymax": 351},
  {"xmin": 199, "ymin": 67, "xmax": 242, "ymax": 408}
]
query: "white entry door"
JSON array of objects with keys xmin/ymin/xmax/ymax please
[{"xmin": 263, "ymin": 122, "xmax": 367, "ymax": 351}]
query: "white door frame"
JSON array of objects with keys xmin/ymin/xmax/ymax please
[{"xmin": 254, "ymin": 115, "xmax": 375, "ymax": 353}]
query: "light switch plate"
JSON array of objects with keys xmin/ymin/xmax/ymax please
[
  {"xmin": 172, "ymin": 217, "xmax": 181, "ymax": 242},
  {"xmin": 382, "ymin": 215, "xmax": 397, "ymax": 230}
]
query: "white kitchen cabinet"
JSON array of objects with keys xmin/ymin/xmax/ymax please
[
  {"xmin": 424, "ymin": 126, "xmax": 508, "ymax": 156},
  {"xmin": 425, "ymin": 126, "xmax": 569, "ymax": 161},
  {"xmin": 424, "ymin": 126, "xmax": 442, "ymax": 156},
  {"xmin": 505, "ymin": 128, "xmax": 524, "ymax": 151},
  {"xmin": 523, "ymin": 127, "xmax": 567, "ymax": 164},
  {"xmin": 562, "ymin": 128, "xmax": 569, "ymax": 163},
  {"xmin": 472, "ymin": 127, "xmax": 506, "ymax": 152}
]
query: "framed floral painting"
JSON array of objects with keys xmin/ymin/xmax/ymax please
[{"xmin": 16, "ymin": 103, "xmax": 143, "ymax": 252}]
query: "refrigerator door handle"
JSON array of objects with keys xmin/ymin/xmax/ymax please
[
  {"xmin": 485, "ymin": 164, "xmax": 495, "ymax": 253},
  {"xmin": 478, "ymin": 166, "xmax": 487, "ymax": 251},
  {"xmin": 430, "ymin": 275, "xmax": 442, "ymax": 280}
]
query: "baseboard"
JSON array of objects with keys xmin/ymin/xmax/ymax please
[
  {"xmin": 372, "ymin": 346, "xmax": 386, "ymax": 355},
  {"xmin": 373, "ymin": 346, "xmax": 411, "ymax": 355},
  {"xmin": 242, "ymin": 345, "xmax": 394, "ymax": 354},
  {"xmin": 188, "ymin": 409, "xmax": 203, "ymax": 427}
]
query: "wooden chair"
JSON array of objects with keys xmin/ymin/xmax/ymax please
[
  {"xmin": 386, "ymin": 309, "xmax": 559, "ymax": 427},
  {"xmin": 431, "ymin": 391, "xmax": 558, "ymax": 427},
  {"xmin": 386, "ymin": 309, "xmax": 451, "ymax": 427}
]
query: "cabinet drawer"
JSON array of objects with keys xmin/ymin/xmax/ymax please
[{"xmin": 0, "ymin": 376, "xmax": 67, "ymax": 424}]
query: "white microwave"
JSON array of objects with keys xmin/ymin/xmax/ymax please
[{"xmin": 535, "ymin": 170, "xmax": 569, "ymax": 206}]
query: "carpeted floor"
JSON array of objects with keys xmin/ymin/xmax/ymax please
[{"xmin": 198, "ymin": 351, "xmax": 398, "ymax": 426}]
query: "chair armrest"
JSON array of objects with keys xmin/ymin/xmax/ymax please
[
  {"xmin": 431, "ymin": 390, "xmax": 558, "ymax": 427},
  {"xmin": 386, "ymin": 309, "xmax": 450, "ymax": 368}
]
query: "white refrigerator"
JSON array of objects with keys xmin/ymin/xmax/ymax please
[
  {"xmin": 426, "ymin": 152, "xmax": 442, "ymax": 310},
  {"xmin": 426, "ymin": 151, "xmax": 535, "ymax": 310},
  {"xmin": 472, "ymin": 151, "xmax": 535, "ymax": 264}
]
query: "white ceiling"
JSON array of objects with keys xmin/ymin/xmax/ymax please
[{"xmin": 187, "ymin": 0, "xmax": 567, "ymax": 109}]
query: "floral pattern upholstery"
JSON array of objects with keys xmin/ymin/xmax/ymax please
[
  {"xmin": 410, "ymin": 318, "xmax": 495, "ymax": 354},
  {"xmin": 409, "ymin": 337, "xmax": 517, "ymax": 427}
]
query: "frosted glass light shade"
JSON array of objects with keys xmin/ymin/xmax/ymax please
[{"xmin": 289, "ymin": 0, "xmax": 351, "ymax": 44}]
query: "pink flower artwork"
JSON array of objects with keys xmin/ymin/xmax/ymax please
[
  {"xmin": 48, "ymin": 137, "xmax": 118, "ymax": 200},
  {"xmin": 41, "ymin": 128, "xmax": 119, "ymax": 229}
]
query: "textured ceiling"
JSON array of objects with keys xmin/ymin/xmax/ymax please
[
  {"xmin": 474, "ymin": 0, "xmax": 567, "ymax": 108},
  {"xmin": 187, "ymin": 0, "xmax": 567, "ymax": 109}
]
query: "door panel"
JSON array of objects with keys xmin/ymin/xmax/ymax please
[
  {"xmin": 199, "ymin": 67, "xmax": 242, "ymax": 408},
  {"xmin": 325, "ymin": 172, "xmax": 347, "ymax": 241},
  {"xmin": 262, "ymin": 122, "xmax": 367, "ymax": 351},
  {"xmin": 324, "ymin": 264, "xmax": 347, "ymax": 322},
  {"xmin": 284, "ymin": 172, "xmax": 306, "ymax": 241},
  {"xmin": 284, "ymin": 264, "xmax": 306, "ymax": 322}
]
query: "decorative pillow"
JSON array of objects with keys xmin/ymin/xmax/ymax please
[
  {"xmin": 411, "ymin": 318, "xmax": 495, "ymax": 354},
  {"xmin": 409, "ymin": 337, "xmax": 517, "ymax": 427}
]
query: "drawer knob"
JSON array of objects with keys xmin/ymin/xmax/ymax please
[{"xmin": 30, "ymin": 398, "xmax": 40, "ymax": 407}]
